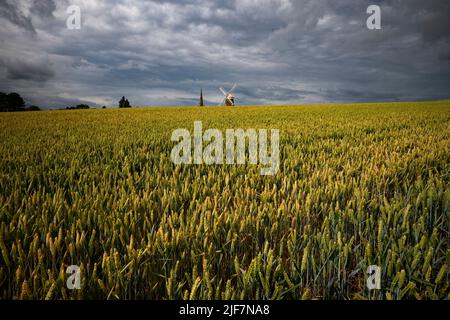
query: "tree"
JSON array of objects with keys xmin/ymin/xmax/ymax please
[
  {"xmin": 0, "ymin": 92, "xmax": 26, "ymax": 112},
  {"xmin": 119, "ymin": 96, "xmax": 126, "ymax": 108},
  {"xmin": 119, "ymin": 96, "xmax": 131, "ymax": 108},
  {"xmin": 0, "ymin": 92, "xmax": 7, "ymax": 111},
  {"xmin": 8, "ymin": 93, "xmax": 25, "ymax": 110},
  {"xmin": 65, "ymin": 104, "xmax": 90, "ymax": 110},
  {"xmin": 27, "ymin": 105, "xmax": 41, "ymax": 111}
]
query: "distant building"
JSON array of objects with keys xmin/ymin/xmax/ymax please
[{"xmin": 199, "ymin": 89, "xmax": 204, "ymax": 107}]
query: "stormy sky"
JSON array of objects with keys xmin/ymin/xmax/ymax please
[{"xmin": 0, "ymin": 0, "xmax": 449, "ymax": 108}]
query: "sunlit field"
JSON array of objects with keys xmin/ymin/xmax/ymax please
[{"xmin": 0, "ymin": 101, "xmax": 449, "ymax": 300}]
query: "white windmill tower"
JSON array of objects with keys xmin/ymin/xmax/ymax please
[{"xmin": 219, "ymin": 84, "xmax": 237, "ymax": 106}]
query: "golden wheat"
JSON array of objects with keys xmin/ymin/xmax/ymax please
[{"xmin": 0, "ymin": 101, "xmax": 449, "ymax": 300}]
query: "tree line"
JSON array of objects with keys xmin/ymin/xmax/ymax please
[
  {"xmin": 0, "ymin": 92, "xmax": 133, "ymax": 112},
  {"xmin": 65, "ymin": 97, "xmax": 132, "ymax": 110},
  {"xmin": 0, "ymin": 92, "xmax": 40, "ymax": 112}
]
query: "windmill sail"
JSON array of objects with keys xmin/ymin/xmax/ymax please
[{"xmin": 219, "ymin": 84, "xmax": 237, "ymax": 106}]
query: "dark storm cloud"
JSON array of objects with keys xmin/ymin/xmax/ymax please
[
  {"xmin": 30, "ymin": 0, "xmax": 57, "ymax": 18},
  {"xmin": 0, "ymin": 0, "xmax": 449, "ymax": 108},
  {"xmin": 1, "ymin": 56, "xmax": 55, "ymax": 82},
  {"xmin": 0, "ymin": 0, "xmax": 35, "ymax": 33}
]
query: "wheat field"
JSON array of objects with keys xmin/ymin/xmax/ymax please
[{"xmin": 0, "ymin": 101, "xmax": 449, "ymax": 300}]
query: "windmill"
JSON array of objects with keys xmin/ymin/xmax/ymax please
[{"xmin": 219, "ymin": 84, "xmax": 237, "ymax": 106}]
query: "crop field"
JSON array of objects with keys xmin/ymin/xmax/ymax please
[{"xmin": 0, "ymin": 101, "xmax": 449, "ymax": 300}]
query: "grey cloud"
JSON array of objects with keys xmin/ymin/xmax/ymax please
[
  {"xmin": 0, "ymin": 0, "xmax": 35, "ymax": 33},
  {"xmin": 30, "ymin": 0, "xmax": 56, "ymax": 18},
  {"xmin": 2, "ymin": 58, "xmax": 55, "ymax": 82},
  {"xmin": 320, "ymin": 88, "xmax": 401, "ymax": 103},
  {"xmin": 238, "ymin": 85, "xmax": 317, "ymax": 101},
  {"xmin": 0, "ymin": 0, "xmax": 449, "ymax": 108}
]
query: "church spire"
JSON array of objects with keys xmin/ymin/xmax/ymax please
[{"xmin": 199, "ymin": 88, "xmax": 204, "ymax": 107}]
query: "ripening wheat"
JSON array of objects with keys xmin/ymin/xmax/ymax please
[{"xmin": 0, "ymin": 101, "xmax": 449, "ymax": 300}]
